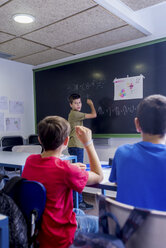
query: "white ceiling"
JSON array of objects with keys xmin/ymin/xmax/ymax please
[{"xmin": 0, "ymin": 0, "xmax": 165, "ymax": 66}]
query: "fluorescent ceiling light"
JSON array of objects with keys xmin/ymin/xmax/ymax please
[{"xmin": 13, "ymin": 14, "xmax": 35, "ymax": 24}]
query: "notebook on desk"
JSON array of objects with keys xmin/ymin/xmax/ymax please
[{"xmin": 86, "ymin": 163, "xmax": 111, "ymax": 171}]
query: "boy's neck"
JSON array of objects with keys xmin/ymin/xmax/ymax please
[
  {"xmin": 41, "ymin": 148, "xmax": 62, "ymax": 158},
  {"xmin": 71, "ymin": 109, "xmax": 79, "ymax": 111},
  {"xmin": 142, "ymin": 133, "xmax": 166, "ymax": 144}
]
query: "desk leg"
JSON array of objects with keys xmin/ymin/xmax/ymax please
[
  {"xmin": 75, "ymin": 192, "xmax": 79, "ymax": 209},
  {"xmin": 101, "ymin": 189, "xmax": 106, "ymax": 195}
]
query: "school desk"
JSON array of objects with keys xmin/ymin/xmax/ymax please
[
  {"xmin": 0, "ymin": 151, "xmax": 77, "ymax": 175},
  {"xmin": 74, "ymin": 165, "xmax": 117, "ymax": 209},
  {"xmin": 84, "ymin": 167, "xmax": 117, "ymax": 197}
]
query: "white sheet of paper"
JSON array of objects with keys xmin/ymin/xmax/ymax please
[
  {"xmin": 0, "ymin": 112, "xmax": 4, "ymax": 131},
  {"xmin": 9, "ymin": 101, "xmax": 24, "ymax": 114},
  {"xmin": 6, "ymin": 117, "xmax": 21, "ymax": 131},
  {"xmin": 114, "ymin": 75, "xmax": 144, "ymax": 101},
  {"xmin": 0, "ymin": 96, "xmax": 8, "ymax": 110}
]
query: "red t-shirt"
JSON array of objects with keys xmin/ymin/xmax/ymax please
[{"xmin": 22, "ymin": 154, "xmax": 89, "ymax": 248}]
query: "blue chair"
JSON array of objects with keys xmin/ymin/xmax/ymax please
[
  {"xmin": 7, "ymin": 180, "xmax": 46, "ymax": 247},
  {"xmin": 0, "ymin": 214, "xmax": 9, "ymax": 248}
]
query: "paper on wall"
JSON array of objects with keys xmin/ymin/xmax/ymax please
[
  {"xmin": 0, "ymin": 113, "xmax": 4, "ymax": 131},
  {"xmin": 0, "ymin": 96, "xmax": 8, "ymax": 110},
  {"xmin": 114, "ymin": 75, "xmax": 144, "ymax": 101},
  {"xmin": 9, "ymin": 101, "xmax": 24, "ymax": 114},
  {"xmin": 6, "ymin": 117, "xmax": 21, "ymax": 131}
]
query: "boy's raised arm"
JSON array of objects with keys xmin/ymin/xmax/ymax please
[
  {"xmin": 75, "ymin": 126, "xmax": 103, "ymax": 185},
  {"xmin": 85, "ymin": 99, "xmax": 97, "ymax": 119}
]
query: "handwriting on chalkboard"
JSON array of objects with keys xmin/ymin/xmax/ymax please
[
  {"xmin": 97, "ymin": 104, "xmax": 137, "ymax": 117},
  {"xmin": 66, "ymin": 80, "xmax": 105, "ymax": 94}
]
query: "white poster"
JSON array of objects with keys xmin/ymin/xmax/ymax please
[
  {"xmin": 0, "ymin": 96, "xmax": 8, "ymax": 110},
  {"xmin": 114, "ymin": 75, "xmax": 144, "ymax": 101},
  {"xmin": 0, "ymin": 112, "xmax": 4, "ymax": 131},
  {"xmin": 9, "ymin": 101, "xmax": 24, "ymax": 114},
  {"xmin": 6, "ymin": 117, "xmax": 21, "ymax": 131}
]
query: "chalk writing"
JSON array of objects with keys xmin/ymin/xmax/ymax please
[
  {"xmin": 67, "ymin": 80, "xmax": 105, "ymax": 94},
  {"xmin": 97, "ymin": 104, "xmax": 137, "ymax": 117}
]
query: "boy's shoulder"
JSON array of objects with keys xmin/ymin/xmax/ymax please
[
  {"xmin": 115, "ymin": 142, "xmax": 140, "ymax": 156},
  {"xmin": 116, "ymin": 143, "xmax": 135, "ymax": 151},
  {"xmin": 69, "ymin": 109, "xmax": 84, "ymax": 114},
  {"xmin": 68, "ymin": 110, "xmax": 85, "ymax": 119},
  {"xmin": 26, "ymin": 153, "xmax": 40, "ymax": 161},
  {"xmin": 116, "ymin": 141, "xmax": 166, "ymax": 156}
]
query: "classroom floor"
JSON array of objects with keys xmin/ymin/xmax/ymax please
[
  {"xmin": 83, "ymin": 192, "xmax": 116, "ymax": 216},
  {"xmin": 83, "ymin": 192, "xmax": 98, "ymax": 216}
]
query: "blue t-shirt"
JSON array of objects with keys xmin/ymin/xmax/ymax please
[{"xmin": 109, "ymin": 141, "xmax": 166, "ymax": 211}]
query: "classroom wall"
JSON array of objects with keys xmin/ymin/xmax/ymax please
[{"xmin": 0, "ymin": 58, "xmax": 34, "ymax": 139}]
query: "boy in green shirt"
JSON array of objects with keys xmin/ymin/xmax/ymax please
[{"xmin": 68, "ymin": 93, "xmax": 97, "ymax": 210}]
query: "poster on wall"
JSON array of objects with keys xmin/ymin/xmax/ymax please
[
  {"xmin": 0, "ymin": 96, "xmax": 8, "ymax": 110},
  {"xmin": 0, "ymin": 113, "xmax": 4, "ymax": 131},
  {"xmin": 6, "ymin": 117, "xmax": 21, "ymax": 131},
  {"xmin": 113, "ymin": 75, "xmax": 144, "ymax": 101},
  {"xmin": 9, "ymin": 101, "xmax": 24, "ymax": 114}
]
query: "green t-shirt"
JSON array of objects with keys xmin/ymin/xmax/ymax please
[{"xmin": 68, "ymin": 110, "xmax": 86, "ymax": 148}]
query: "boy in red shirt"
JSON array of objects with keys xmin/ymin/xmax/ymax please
[{"xmin": 22, "ymin": 116, "xmax": 103, "ymax": 248}]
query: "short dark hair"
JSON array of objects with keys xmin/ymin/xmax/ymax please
[
  {"xmin": 137, "ymin": 94, "xmax": 166, "ymax": 136},
  {"xmin": 38, "ymin": 116, "xmax": 70, "ymax": 151},
  {"xmin": 68, "ymin": 93, "xmax": 81, "ymax": 104}
]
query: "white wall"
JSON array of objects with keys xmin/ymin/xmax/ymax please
[
  {"xmin": 84, "ymin": 137, "xmax": 141, "ymax": 163},
  {"xmin": 63, "ymin": 137, "xmax": 141, "ymax": 163},
  {"xmin": 0, "ymin": 58, "xmax": 34, "ymax": 139}
]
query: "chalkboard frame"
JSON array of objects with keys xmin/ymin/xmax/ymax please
[{"xmin": 33, "ymin": 37, "xmax": 166, "ymax": 138}]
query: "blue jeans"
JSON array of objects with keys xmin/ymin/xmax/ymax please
[
  {"xmin": 68, "ymin": 147, "xmax": 84, "ymax": 204},
  {"xmin": 68, "ymin": 147, "xmax": 84, "ymax": 163},
  {"xmin": 74, "ymin": 208, "xmax": 99, "ymax": 233}
]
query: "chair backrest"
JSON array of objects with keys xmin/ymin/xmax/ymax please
[
  {"xmin": 5, "ymin": 179, "xmax": 46, "ymax": 246},
  {"xmin": 12, "ymin": 145, "xmax": 42, "ymax": 154},
  {"xmin": 13, "ymin": 180, "xmax": 46, "ymax": 222},
  {"xmin": 1, "ymin": 136, "xmax": 24, "ymax": 151},
  {"xmin": 97, "ymin": 194, "xmax": 166, "ymax": 248},
  {"xmin": 28, "ymin": 134, "xmax": 39, "ymax": 145}
]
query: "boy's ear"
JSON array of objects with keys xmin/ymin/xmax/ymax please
[
  {"xmin": 134, "ymin": 117, "xmax": 142, "ymax": 133},
  {"xmin": 64, "ymin": 136, "xmax": 69, "ymax": 146},
  {"xmin": 69, "ymin": 103, "xmax": 73, "ymax": 108}
]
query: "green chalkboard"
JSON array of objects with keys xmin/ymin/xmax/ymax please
[{"xmin": 34, "ymin": 39, "xmax": 166, "ymax": 136}]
